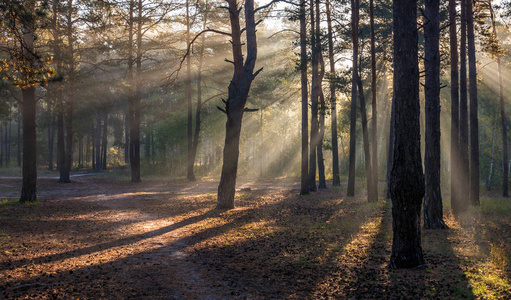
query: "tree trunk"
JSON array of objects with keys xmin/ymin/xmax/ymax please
[
  {"xmin": 370, "ymin": 0, "xmax": 378, "ymax": 196},
  {"xmin": 186, "ymin": 0, "xmax": 195, "ymax": 181},
  {"xmin": 356, "ymin": 76, "xmax": 376, "ymax": 203},
  {"xmin": 386, "ymin": 96, "xmax": 395, "ymax": 199},
  {"xmin": 390, "ymin": 0, "xmax": 425, "ymax": 269},
  {"xmin": 17, "ymin": 110, "xmax": 21, "ymax": 167},
  {"xmin": 48, "ymin": 109, "xmax": 55, "ymax": 171},
  {"xmin": 458, "ymin": 0, "xmax": 469, "ymax": 213},
  {"xmin": 487, "ymin": 115, "xmax": 497, "ymax": 190},
  {"xmin": 20, "ymin": 86, "xmax": 37, "ymax": 203},
  {"xmin": 449, "ymin": 0, "xmax": 460, "ymax": 212},
  {"xmin": 467, "ymin": 0, "xmax": 479, "ymax": 206},
  {"xmin": 57, "ymin": 101, "xmax": 66, "ymax": 180},
  {"xmin": 130, "ymin": 0, "xmax": 142, "ymax": 182},
  {"xmin": 326, "ymin": 0, "xmax": 339, "ymax": 187},
  {"xmin": 347, "ymin": 0, "xmax": 359, "ymax": 197},
  {"xmin": 300, "ymin": 0, "xmax": 309, "ymax": 195},
  {"xmin": 423, "ymin": 0, "xmax": 447, "ymax": 229},
  {"xmin": 308, "ymin": 0, "xmax": 319, "ymax": 192},
  {"xmin": 317, "ymin": 11, "xmax": 326, "ymax": 189},
  {"xmin": 102, "ymin": 113, "xmax": 108, "ymax": 170},
  {"xmin": 95, "ymin": 111, "xmax": 101, "ymax": 172},
  {"xmin": 216, "ymin": 0, "xmax": 258, "ymax": 209},
  {"xmin": 64, "ymin": 0, "xmax": 75, "ymax": 181},
  {"xmin": 124, "ymin": 112, "xmax": 129, "ymax": 163}
]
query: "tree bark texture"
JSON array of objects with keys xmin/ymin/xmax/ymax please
[
  {"xmin": 64, "ymin": 0, "xmax": 75, "ymax": 181},
  {"xmin": 300, "ymin": 0, "xmax": 309, "ymax": 195},
  {"xmin": 186, "ymin": 0, "xmax": 195, "ymax": 181},
  {"xmin": 386, "ymin": 95, "xmax": 395, "ymax": 199},
  {"xmin": 390, "ymin": 0, "xmax": 425, "ymax": 269},
  {"xmin": 424, "ymin": 0, "xmax": 446, "ymax": 229},
  {"xmin": 217, "ymin": 0, "xmax": 258, "ymax": 209},
  {"xmin": 317, "ymin": 19, "xmax": 326, "ymax": 190},
  {"xmin": 467, "ymin": 0, "xmax": 479, "ymax": 206},
  {"xmin": 347, "ymin": 0, "xmax": 359, "ymax": 197}
]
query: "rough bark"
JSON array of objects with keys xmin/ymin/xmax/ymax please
[
  {"xmin": 449, "ymin": 0, "xmax": 460, "ymax": 212},
  {"xmin": 20, "ymin": 86, "xmax": 37, "ymax": 203},
  {"xmin": 347, "ymin": 0, "xmax": 359, "ymax": 197},
  {"xmin": 300, "ymin": 0, "xmax": 309, "ymax": 195},
  {"xmin": 326, "ymin": 0, "xmax": 339, "ymax": 187},
  {"xmin": 390, "ymin": 0, "xmax": 425, "ymax": 269},
  {"xmin": 386, "ymin": 95, "xmax": 395, "ymax": 199},
  {"xmin": 423, "ymin": 0, "xmax": 447, "ymax": 229},
  {"xmin": 217, "ymin": 0, "xmax": 258, "ymax": 209},
  {"xmin": 458, "ymin": 0, "xmax": 469, "ymax": 213},
  {"xmin": 467, "ymin": 0, "xmax": 479, "ymax": 206}
]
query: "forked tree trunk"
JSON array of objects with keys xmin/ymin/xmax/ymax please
[
  {"xmin": 347, "ymin": 0, "xmax": 359, "ymax": 197},
  {"xmin": 449, "ymin": 0, "xmax": 460, "ymax": 212},
  {"xmin": 467, "ymin": 0, "xmax": 479, "ymax": 206},
  {"xmin": 217, "ymin": 0, "xmax": 258, "ymax": 209},
  {"xmin": 326, "ymin": 0, "xmax": 339, "ymax": 187},
  {"xmin": 300, "ymin": 0, "xmax": 309, "ymax": 195},
  {"xmin": 390, "ymin": 0, "xmax": 425, "ymax": 269},
  {"xmin": 423, "ymin": 0, "xmax": 447, "ymax": 229},
  {"xmin": 458, "ymin": 0, "xmax": 469, "ymax": 213}
]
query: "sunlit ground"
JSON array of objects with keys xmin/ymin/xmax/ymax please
[{"xmin": 0, "ymin": 176, "xmax": 510, "ymax": 299}]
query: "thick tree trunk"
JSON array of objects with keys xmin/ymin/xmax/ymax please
[
  {"xmin": 300, "ymin": 0, "xmax": 309, "ymax": 195},
  {"xmin": 458, "ymin": 0, "xmax": 469, "ymax": 213},
  {"xmin": 317, "ymin": 24, "xmax": 326, "ymax": 189},
  {"xmin": 308, "ymin": 0, "xmax": 319, "ymax": 192},
  {"xmin": 449, "ymin": 0, "xmax": 460, "ymax": 212},
  {"xmin": 57, "ymin": 103, "xmax": 67, "ymax": 181},
  {"xmin": 326, "ymin": 0, "xmax": 339, "ymax": 187},
  {"xmin": 424, "ymin": 0, "xmax": 447, "ymax": 229},
  {"xmin": 186, "ymin": 0, "xmax": 195, "ymax": 181},
  {"xmin": 347, "ymin": 0, "xmax": 359, "ymax": 197},
  {"xmin": 356, "ymin": 77, "xmax": 376, "ymax": 203},
  {"xmin": 467, "ymin": 0, "xmax": 479, "ymax": 206},
  {"xmin": 216, "ymin": 0, "xmax": 258, "ymax": 209},
  {"xmin": 20, "ymin": 87, "xmax": 37, "ymax": 203},
  {"xmin": 390, "ymin": 0, "xmax": 425, "ymax": 269},
  {"xmin": 370, "ymin": 0, "xmax": 378, "ymax": 196},
  {"xmin": 17, "ymin": 110, "xmax": 21, "ymax": 167}
]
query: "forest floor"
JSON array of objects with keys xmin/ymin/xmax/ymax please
[{"xmin": 0, "ymin": 174, "xmax": 510, "ymax": 299}]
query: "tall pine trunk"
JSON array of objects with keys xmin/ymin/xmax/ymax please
[
  {"xmin": 458, "ymin": 0, "xmax": 470, "ymax": 213},
  {"xmin": 64, "ymin": 0, "xmax": 75, "ymax": 181},
  {"xmin": 370, "ymin": 0, "xmax": 378, "ymax": 196},
  {"xmin": 467, "ymin": 0, "xmax": 479, "ymax": 206},
  {"xmin": 449, "ymin": 0, "xmax": 460, "ymax": 212},
  {"xmin": 300, "ymin": 0, "xmax": 309, "ymax": 195},
  {"xmin": 423, "ymin": 0, "xmax": 447, "ymax": 229},
  {"xmin": 186, "ymin": 0, "xmax": 195, "ymax": 181},
  {"xmin": 347, "ymin": 0, "xmax": 359, "ymax": 197},
  {"xmin": 326, "ymin": 0, "xmax": 339, "ymax": 187},
  {"xmin": 390, "ymin": 0, "xmax": 425, "ymax": 269},
  {"xmin": 130, "ymin": 0, "xmax": 142, "ymax": 182},
  {"xmin": 308, "ymin": 0, "xmax": 319, "ymax": 192}
]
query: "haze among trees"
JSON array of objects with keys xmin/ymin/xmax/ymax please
[{"xmin": 1, "ymin": 0, "xmax": 511, "ymax": 298}]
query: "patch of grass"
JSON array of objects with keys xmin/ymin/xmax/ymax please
[
  {"xmin": 479, "ymin": 197, "xmax": 511, "ymax": 215},
  {"xmin": 0, "ymin": 198, "xmax": 19, "ymax": 206}
]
